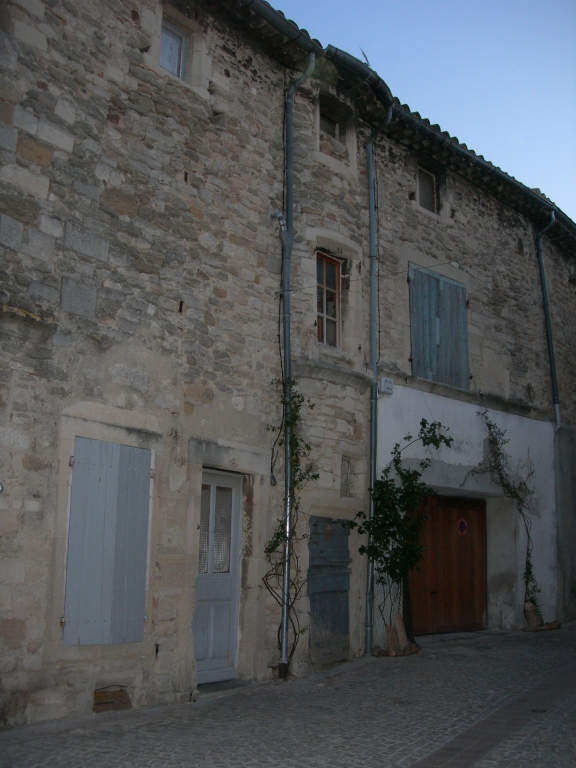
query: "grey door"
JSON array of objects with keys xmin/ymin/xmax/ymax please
[
  {"xmin": 308, "ymin": 516, "xmax": 350, "ymax": 665},
  {"xmin": 193, "ymin": 471, "xmax": 241, "ymax": 683}
]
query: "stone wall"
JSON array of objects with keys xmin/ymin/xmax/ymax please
[{"xmin": 0, "ymin": 0, "xmax": 573, "ymax": 727}]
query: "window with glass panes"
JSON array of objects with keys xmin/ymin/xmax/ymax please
[
  {"xmin": 160, "ymin": 21, "xmax": 186, "ymax": 79},
  {"xmin": 317, "ymin": 254, "xmax": 340, "ymax": 347}
]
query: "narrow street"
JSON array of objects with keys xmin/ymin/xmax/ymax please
[{"xmin": 1, "ymin": 627, "xmax": 575, "ymax": 768}]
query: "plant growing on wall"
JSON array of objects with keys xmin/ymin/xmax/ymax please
[
  {"xmin": 264, "ymin": 379, "xmax": 319, "ymax": 669},
  {"xmin": 467, "ymin": 411, "xmax": 559, "ymax": 630},
  {"xmin": 348, "ymin": 419, "xmax": 453, "ymax": 656}
]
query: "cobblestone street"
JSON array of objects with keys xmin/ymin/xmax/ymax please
[{"xmin": 1, "ymin": 628, "xmax": 575, "ymax": 768}]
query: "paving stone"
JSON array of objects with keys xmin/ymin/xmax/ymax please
[{"xmin": 0, "ymin": 630, "xmax": 574, "ymax": 768}]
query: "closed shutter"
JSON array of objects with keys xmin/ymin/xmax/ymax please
[
  {"xmin": 438, "ymin": 278, "xmax": 469, "ymax": 389},
  {"xmin": 63, "ymin": 438, "xmax": 151, "ymax": 646},
  {"xmin": 409, "ymin": 266, "xmax": 440, "ymax": 382},
  {"xmin": 409, "ymin": 265, "xmax": 469, "ymax": 390}
]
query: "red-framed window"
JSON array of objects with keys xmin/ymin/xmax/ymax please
[{"xmin": 317, "ymin": 253, "xmax": 340, "ymax": 348}]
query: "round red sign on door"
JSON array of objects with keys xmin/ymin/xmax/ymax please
[{"xmin": 457, "ymin": 518, "xmax": 468, "ymax": 535}]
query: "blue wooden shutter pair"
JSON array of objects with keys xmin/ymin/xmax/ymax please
[
  {"xmin": 63, "ymin": 438, "xmax": 151, "ymax": 646},
  {"xmin": 409, "ymin": 265, "xmax": 469, "ymax": 389}
]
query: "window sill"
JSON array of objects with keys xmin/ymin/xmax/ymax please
[
  {"xmin": 312, "ymin": 150, "xmax": 356, "ymax": 180},
  {"xmin": 318, "ymin": 343, "xmax": 355, "ymax": 367},
  {"xmin": 142, "ymin": 53, "xmax": 211, "ymax": 102},
  {"xmin": 410, "ymin": 200, "xmax": 455, "ymax": 226}
]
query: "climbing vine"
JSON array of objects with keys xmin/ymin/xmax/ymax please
[
  {"xmin": 466, "ymin": 411, "xmax": 540, "ymax": 607},
  {"xmin": 264, "ymin": 379, "xmax": 318, "ymax": 668},
  {"xmin": 348, "ymin": 419, "xmax": 452, "ymax": 653}
]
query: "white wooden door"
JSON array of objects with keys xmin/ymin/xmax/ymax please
[{"xmin": 193, "ymin": 471, "xmax": 241, "ymax": 683}]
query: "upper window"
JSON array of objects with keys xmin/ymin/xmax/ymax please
[
  {"xmin": 320, "ymin": 112, "xmax": 347, "ymax": 143},
  {"xmin": 418, "ymin": 167, "xmax": 438, "ymax": 213},
  {"xmin": 160, "ymin": 21, "xmax": 187, "ymax": 79},
  {"xmin": 317, "ymin": 253, "xmax": 340, "ymax": 348},
  {"xmin": 408, "ymin": 265, "xmax": 469, "ymax": 389}
]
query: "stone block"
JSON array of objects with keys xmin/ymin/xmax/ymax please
[
  {"xmin": 82, "ymin": 138, "xmax": 101, "ymax": 155},
  {"xmin": 61, "ymin": 277, "xmax": 97, "ymax": 318},
  {"xmin": 54, "ymin": 96, "xmax": 76, "ymax": 124},
  {"xmin": 111, "ymin": 363, "xmax": 148, "ymax": 393},
  {"xmin": 16, "ymin": 134, "xmax": 53, "ymax": 167},
  {"xmin": 38, "ymin": 214, "xmax": 63, "ymax": 238},
  {"xmin": 0, "ymin": 165, "xmax": 49, "ymax": 199},
  {"xmin": 13, "ymin": 106, "xmax": 39, "ymax": 136},
  {"xmin": 52, "ymin": 330, "xmax": 73, "ymax": 347},
  {"xmin": 37, "ymin": 119, "xmax": 74, "ymax": 152},
  {"xmin": 13, "ymin": 20, "xmax": 47, "ymax": 52},
  {"xmin": 0, "ymin": 427, "xmax": 29, "ymax": 451},
  {"xmin": 64, "ymin": 223, "xmax": 108, "ymax": 262},
  {"xmin": 0, "ymin": 101, "xmax": 14, "ymax": 126},
  {"xmin": 102, "ymin": 188, "xmax": 138, "ymax": 217},
  {"xmin": 0, "ymin": 618, "xmax": 26, "ymax": 649},
  {"xmin": 27, "ymin": 280, "xmax": 59, "ymax": 303},
  {"xmin": 73, "ymin": 180, "xmax": 100, "ymax": 201},
  {"xmin": 0, "ymin": 122, "xmax": 17, "ymax": 152},
  {"xmin": 0, "ymin": 214, "xmax": 23, "ymax": 251},
  {"xmin": 0, "ymin": 31, "xmax": 19, "ymax": 71},
  {"xmin": 13, "ymin": 0, "xmax": 45, "ymax": 20},
  {"xmin": 22, "ymin": 228, "xmax": 54, "ymax": 262}
]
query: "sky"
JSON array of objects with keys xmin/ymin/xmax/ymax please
[{"xmin": 271, "ymin": 0, "xmax": 576, "ymax": 221}]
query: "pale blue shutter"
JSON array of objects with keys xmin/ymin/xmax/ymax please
[
  {"xmin": 111, "ymin": 445, "xmax": 151, "ymax": 643},
  {"xmin": 63, "ymin": 438, "xmax": 151, "ymax": 646},
  {"xmin": 438, "ymin": 277, "xmax": 469, "ymax": 389},
  {"xmin": 409, "ymin": 266, "xmax": 469, "ymax": 389},
  {"xmin": 409, "ymin": 266, "xmax": 440, "ymax": 381}
]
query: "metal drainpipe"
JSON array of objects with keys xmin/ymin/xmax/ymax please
[
  {"xmin": 277, "ymin": 52, "xmax": 316, "ymax": 680},
  {"xmin": 535, "ymin": 211, "xmax": 561, "ymax": 430},
  {"xmin": 365, "ymin": 107, "xmax": 392, "ymax": 657}
]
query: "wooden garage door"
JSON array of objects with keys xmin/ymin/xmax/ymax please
[{"xmin": 409, "ymin": 496, "xmax": 487, "ymax": 634}]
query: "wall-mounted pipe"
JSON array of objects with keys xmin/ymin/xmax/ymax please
[
  {"xmin": 535, "ymin": 211, "xmax": 561, "ymax": 430},
  {"xmin": 277, "ymin": 52, "xmax": 316, "ymax": 680},
  {"xmin": 365, "ymin": 107, "xmax": 393, "ymax": 657}
]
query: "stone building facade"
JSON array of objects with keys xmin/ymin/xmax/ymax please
[{"xmin": 0, "ymin": 0, "xmax": 574, "ymax": 726}]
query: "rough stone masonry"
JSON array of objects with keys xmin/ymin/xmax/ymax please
[{"xmin": 0, "ymin": 0, "xmax": 575, "ymax": 729}]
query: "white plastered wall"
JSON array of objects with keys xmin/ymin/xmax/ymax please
[{"xmin": 377, "ymin": 385, "xmax": 558, "ymax": 628}]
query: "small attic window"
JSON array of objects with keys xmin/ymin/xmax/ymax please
[
  {"xmin": 418, "ymin": 167, "xmax": 438, "ymax": 213},
  {"xmin": 320, "ymin": 112, "xmax": 346, "ymax": 142},
  {"xmin": 318, "ymin": 93, "xmax": 352, "ymax": 145}
]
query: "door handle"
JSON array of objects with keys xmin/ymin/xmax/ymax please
[{"xmin": 430, "ymin": 591, "xmax": 439, "ymax": 595}]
